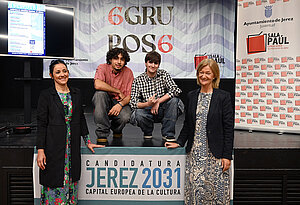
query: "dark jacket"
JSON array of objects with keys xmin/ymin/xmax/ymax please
[
  {"xmin": 37, "ymin": 86, "xmax": 88, "ymax": 187},
  {"xmin": 177, "ymin": 88, "xmax": 234, "ymax": 160}
]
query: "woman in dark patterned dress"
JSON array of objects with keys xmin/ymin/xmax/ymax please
[
  {"xmin": 36, "ymin": 59, "xmax": 104, "ymax": 204},
  {"xmin": 165, "ymin": 59, "xmax": 234, "ymax": 204}
]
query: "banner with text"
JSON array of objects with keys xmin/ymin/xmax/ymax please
[
  {"xmin": 235, "ymin": 0, "xmax": 300, "ymax": 133},
  {"xmin": 34, "ymin": 147, "xmax": 186, "ymax": 204},
  {"xmin": 42, "ymin": 0, "xmax": 235, "ymax": 79},
  {"xmin": 33, "ymin": 147, "xmax": 234, "ymax": 204}
]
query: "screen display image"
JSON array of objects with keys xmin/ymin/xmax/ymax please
[
  {"xmin": 0, "ymin": 1, "xmax": 74, "ymax": 59},
  {"xmin": 8, "ymin": 1, "xmax": 45, "ymax": 56}
]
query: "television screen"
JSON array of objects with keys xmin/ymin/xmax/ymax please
[{"xmin": 0, "ymin": 1, "xmax": 74, "ymax": 59}]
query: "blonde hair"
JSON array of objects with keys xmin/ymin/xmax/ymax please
[{"xmin": 196, "ymin": 58, "xmax": 220, "ymax": 88}]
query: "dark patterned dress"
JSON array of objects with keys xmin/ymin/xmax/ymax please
[
  {"xmin": 40, "ymin": 92, "xmax": 91, "ymax": 205},
  {"xmin": 185, "ymin": 92, "xmax": 230, "ymax": 205}
]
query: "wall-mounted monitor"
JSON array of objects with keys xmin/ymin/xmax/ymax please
[{"xmin": 0, "ymin": 1, "xmax": 74, "ymax": 59}]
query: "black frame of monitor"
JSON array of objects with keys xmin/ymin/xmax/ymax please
[{"xmin": 0, "ymin": 1, "xmax": 74, "ymax": 59}]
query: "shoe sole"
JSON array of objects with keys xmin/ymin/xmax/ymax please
[
  {"xmin": 163, "ymin": 136, "xmax": 176, "ymax": 142},
  {"xmin": 97, "ymin": 138, "xmax": 108, "ymax": 145},
  {"xmin": 166, "ymin": 139, "xmax": 177, "ymax": 142},
  {"xmin": 113, "ymin": 134, "xmax": 122, "ymax": 138}
]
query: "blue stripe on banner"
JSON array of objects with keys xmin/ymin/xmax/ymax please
[{"xmin": 34, "ymin": 147, "xmax": 186, "ymax": 155}]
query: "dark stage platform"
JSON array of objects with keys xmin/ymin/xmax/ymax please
[
  {"xmin": 0, "ymin": 108, "xmax": 300, "ymax": 204},
  {"xmin": 1, "ymin": 108, "xmax": 299, "ymax": 148}
]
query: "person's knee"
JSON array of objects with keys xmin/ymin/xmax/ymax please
[
  {"xmin": 168, "ymin": 97, "xmax": 179, "ymax": 105},
  {"xmin": 164, "ymin": 97, "xmax": 179, "ymax": 109},
  {"xmin": 119, "ymin": 110, "xmax": 131, "ymax": 124},
  {"xmin": 93, "ymin": 91, "xmax": 108, "ymax": 102},
  {"xmin": 164, "ymin": 97, "xmax": 183, "ymax": 117},
  {"xmin": 135, "ymin": 109, "xmax": 148, "ymax": 123}
]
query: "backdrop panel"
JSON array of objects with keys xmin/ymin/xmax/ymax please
[
  {"xmin": 235, "ymin": 0, "xmax": 300, "ymax": 133},
  {"xmin": 42, "ymin": 0, "xmax": 235, "ymax": 79}
]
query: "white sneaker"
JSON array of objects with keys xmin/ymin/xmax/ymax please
[
  {"xmin": 163, "ymin": 136, "xmax": 176, "ymax": 142},
  {"xmin": 144, "ymin": 135, "xmax": 153, "ymax": 139}
]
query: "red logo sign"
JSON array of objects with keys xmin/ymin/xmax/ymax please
[
  {"xmin": 194, "ymin": 55, "xmax": 208, "ymax": 69},
  {"xmin": 247, "ymin": 32, "xmax": 267, "ymax": 54}
]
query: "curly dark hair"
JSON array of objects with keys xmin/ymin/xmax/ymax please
[
  {"xmin": 145, "ymin": 51, "xmax": 161, "ymax": 65},
  {"xmin": 106, "ymin": 48, "xmax": 130, "ymax": 65},
  {"xmin": 49, "ymin": 59, "xmax": 68, "ymax": 75}
]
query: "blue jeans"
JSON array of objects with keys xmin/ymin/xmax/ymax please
[
  {"xmin": 92, "ymin": 91, "xmax": 131, "ymax": 138},
  {"xmin": 131, "ymin": 97, "xmax": 184, "ymax": 137}
]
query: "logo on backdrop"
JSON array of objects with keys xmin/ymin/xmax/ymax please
[
  {"xmin": 108, "ymin": 6, "xmax": 173, "ymax": 26},
  {"xmin": 247, "ymin": 32, "xmax": 289, "ymax": 54},
  {"xmin": 108, "ymin": 6, "xmax": 174, "ymax": 53},
  {"xmin": 194, "ymin": 53, "xmax": 225, "ymax": 69},
  {"xmin": 265, "ymin": 6, "xmax": 273, "ymax": 18},
  {"xmin": 246, "ymin": 32, "xmax": 267, "ymax": 54}
]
